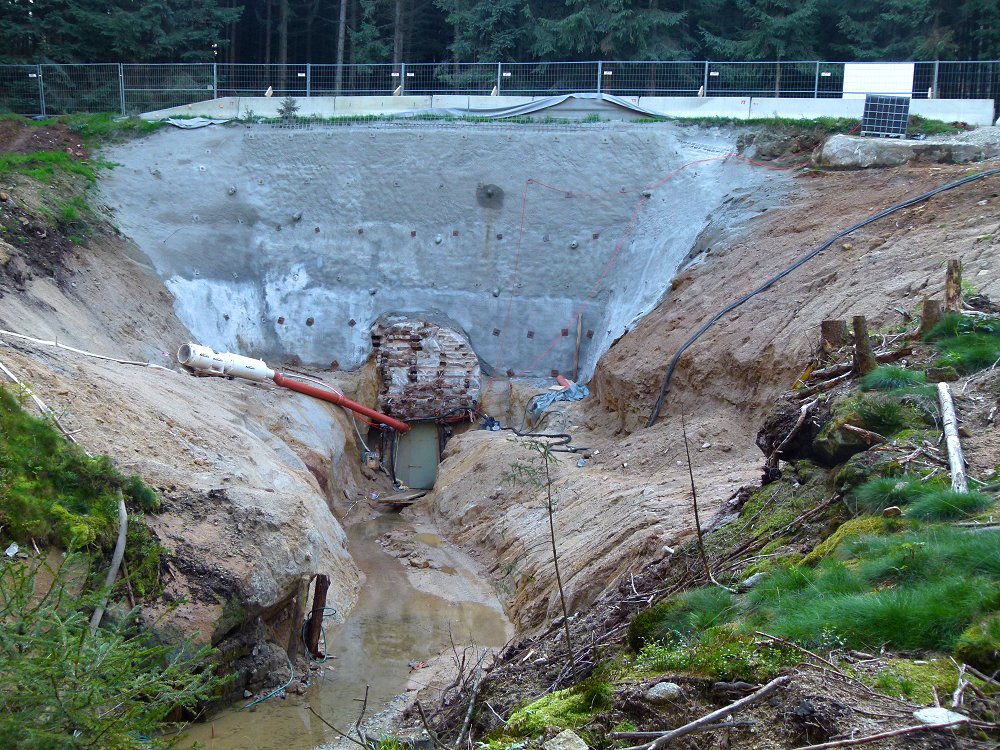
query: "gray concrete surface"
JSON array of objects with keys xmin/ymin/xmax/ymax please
[
  {"xmin": 98, "ymin": 121, "xmax": 785, "ymax": 378},
  {"xmin": 143, "ymin": 94, "xmax": 997, "ymax": 126}
]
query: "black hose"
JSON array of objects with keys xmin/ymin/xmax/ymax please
[
  {"xmin": 646, "ymin": 165, "xmax": 1000, "ymax": 428},
  {"xmin": 500, "ymin": 426, "xmax": 588, "ymax": 453}
]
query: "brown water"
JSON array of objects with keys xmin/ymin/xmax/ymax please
[{"xmin": 181, "ymin": 514, "xmax": 510, "ymax": 750}]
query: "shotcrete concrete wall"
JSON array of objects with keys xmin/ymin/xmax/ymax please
[{"xmin": 99, "ymin": 122, "xmax": 782, "ymax": 379}]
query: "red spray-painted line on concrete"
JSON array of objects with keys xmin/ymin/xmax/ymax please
[{"xmin": 273, "ymin": 372, "xmax": 410, "ymax": 432}]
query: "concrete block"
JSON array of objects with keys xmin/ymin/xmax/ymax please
[
  {"xmin": 333, "ymin": 95, "xmax": 432, "ymax": 114},
  {"xmin": 749, "ymin": 97, "xmax": 864, "ymax": 121},
  {"xmin": 639, "ymin": 96, "xmax": 752, "ymax": 119},
  {"xmin": 430, "ymin": 95, "xmax": 470, "ymax": 110},
  {"xmin": 466, "ymin": 95, "xmax": 536, "ymax": 110},
  {"xmin": 142, "ymin": 97, "xmax": 241, "ymax": 120},
  {"xmin": 910, "ymin": 99, "xmax": 995, "ymax": 126}
]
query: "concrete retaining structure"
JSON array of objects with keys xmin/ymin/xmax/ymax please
[
  {"xmin": 98, "ymin": 123, "xmax": 781, "ymax": 379},
  {"xmin": 143, "ymin": 94, "xmax": 996, "ymax": 126}
]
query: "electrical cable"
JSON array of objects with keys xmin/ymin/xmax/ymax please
[
  {"xmin": 0, "ymin": 328, "xmax": 174, "ymax": 371},
  {"xmin": 243, "ymin": 655, "xmax": 295, "ymax": 709},
  {"xmin": 300, "ymin": 606, "xmax": 338, "ymax": 664},
  {"xmin": 646, "ymin": 166, "xmax": 1000, "ymax": 428},
  {"xmin": 498, "ymin": 425, "xmax": 588, "ymax": 454}
]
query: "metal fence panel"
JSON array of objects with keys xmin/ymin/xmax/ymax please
[
  {"xmin": 0, "ymin": 65, "xmax": 42, "ymax": 115},
  {"xmin": 216, "ymin": 63, "xmax": 310, "ymax": 98},
  {"xmin": 599, "ymin": 61, "xmax": 705, "ymax": 97},
  {"xmin": 500, "ymin": 62, "xmax": 598, "ymax": 95},
  {"xmin": 404, "ymin": 62, "xmax": 497, "ymax": 95},
  {"xmin": 933, "ymin": 60, "xmax": 999, "ymax": 101},
  {"xmin": 123, "ymin": 63, "xmax": 215, "ymax": 114},
  {"xmin": 309, "ymin": 63, "xmax": 399, "ymax": 96},
  {"xmin": 0, "ymin": 60, "xmax": 997, "ymax": 115},
  {"xmin": 40, "ymin": 63, "xmax": 121, "ymax": 114}
]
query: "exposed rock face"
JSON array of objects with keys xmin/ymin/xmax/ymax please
[{"xmin": 818, "ymin": 132, "xmax": 1000, "ymax": 169}]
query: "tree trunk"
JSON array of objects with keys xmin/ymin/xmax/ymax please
[
  {"xmin": 335, "ymin": 0, "xmax": 347, "ymax": 94},
  {"xmin": 228, "ymin": 0, "xmax": 237, "ymax": 64},
  {"xmin": 937, "ymin": 382, "xmax": 968, "ymax": 493},
  {"xmin": 264, "ymin": 0, "xmax": 272, "ymax": 66},
  {"xmin": 945, "ymin": 258, "xmax": 962, "ymax": 312},
  {"xmin": 393, "ymin": 0, "xmax": 405, "ymax": 65},
  {"xmin": 287, "ymin": 575, "xmax": 310, "ymax": 658},
  {"xmin": 852, "ymin": 315, "xmax": 876, "ymax": 375},
  {"xmin": 918, "ymin": 298, "xmax": 943, "ymax": 338},
  {"xmin": 278, "ymin": 0, "xmax": 289, "ymax": 92},
  {"xmin": 349, "ymin": 0, "xmax": 358, "ymax": 65}
]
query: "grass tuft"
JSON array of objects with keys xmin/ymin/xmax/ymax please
[
  {"xmin": 852, "ymin": 393, "xmax": 925, "ymax": 436},
  {"xmin": 923, "ymin": 313, "xmax": 1000, "ymax": 374},
  {"xmin": 628, "ymin": 587, "xmax": 736, "ymax": 651},
  {"xmin": 860, "ymin": 366, "xmax": 926, "ymax": 391},
  {"xmin": 906, "ymin": 488, "xmax": 993, "ymax": 520},
  {"xmin": 851, "ymin": 476, "xmax": 929, "ymax": 512}
]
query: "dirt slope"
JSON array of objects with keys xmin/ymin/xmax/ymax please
[
  {"xmin": 430, "ymin": 158, "xmax": 1000, "ymax": 634},
  {"xmin": 0, "ymin": 142, "xmax": 368, "ymax": 695},
  {"xmin": 596, "ymin": 161, "xmax": 1000, "ymax": 431}
]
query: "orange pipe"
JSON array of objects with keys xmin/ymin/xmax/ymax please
[{"xmin": 272, "ymin": 372, "xmax": 410, "ymax": 432}]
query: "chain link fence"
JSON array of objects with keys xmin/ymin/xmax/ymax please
[{"xmin": 1, "ymin": 60, "xmax": 997, "ymax": 117}]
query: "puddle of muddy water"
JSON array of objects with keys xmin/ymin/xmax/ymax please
[{"xmin": 181, "ymin": 514, "xmax": 509, "ymax": 750}]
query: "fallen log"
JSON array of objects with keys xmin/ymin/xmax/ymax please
[
  {"xmin": 809, "ymin": 347, "xmax": 913, "ymax": 381},
  {"xmin": 766, "ymin": 399, "xmax": 819, "ymax": 472},
  {"xmin": 623, "ymin": 675, "xmax": 791, "ymax": 750},
  {"xmin": 937, "ymin": 382, "xmax": 968, "ymax": 493},
  {"xmin": 842, "ymin": 423, "xmax": 887, "ymax": 445},
  {"xmin": 793, "ymin": 371, "xmax": 852, "ymax": 399},
  {"xmin": 611, "ymin": 721, "xmax": 754, "ymax": 740},
  {"xmin": 791, "ymin": 721, "xmax": 966, "ymax": 750}
]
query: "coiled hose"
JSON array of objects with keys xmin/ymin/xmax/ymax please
[{"xmin": 646, "ymin": 165, "xmax": 1000, "ymax": 427}]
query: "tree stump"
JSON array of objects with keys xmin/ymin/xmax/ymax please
[
  {"xmin": 918, "ymin": 298, "xmax": 943, "ymax": 339},
  {"xmin": 305, "ymin": 574, "xmax": 331, "ymax": 658},
  {"xmin": 852, "ymin": 315, "xmax": 877, "ymax": 375},
  {"xmin": 945, "ymin": 259, "xmax": 962, "ymax": 312},
  {"xmin": 820, "ymin": 319, "xmax": 849, "ymax": 349}
]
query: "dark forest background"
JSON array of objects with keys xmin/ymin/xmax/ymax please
[{"xmin": 2, "ymin": 0, "xmax": 999, "ymax": 66}]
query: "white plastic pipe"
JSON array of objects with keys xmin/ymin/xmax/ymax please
[{"xmin": 177, "ymin": 343, "xmax": 275, "ymax": 382}]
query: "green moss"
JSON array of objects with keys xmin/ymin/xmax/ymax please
[
  {"xmin": 709, "ymin": 469, "xmax": 832, "ymax": 554},
  {"xmin": 834, "ymin": 448, "xmax": 904, "ymax": 492},
  {"xmin": 873, "ymin": 658, "xmax": 958, "ymax": 704},
  {"xmin": 802, "ymin": 517, "xmax": 893, "ymax": 565},
  {"xmin": 634, "ymin": 627, "xmax": 799, "ymax": 682},
  {"xmin": 954, "ymin": 613, "xmax": 1000, "ymax": 672},
  {"xmin": 506, "ymin": 685, "xmax": 603, "ymax": 736},
  {"xmin": 0, "ymin": 385, "xmax": 162, "ymax": 598}
]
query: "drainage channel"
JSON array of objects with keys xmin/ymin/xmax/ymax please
[{"xmin": 181, "ymin": 513, "xmax": 511, "ymax": 750}]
